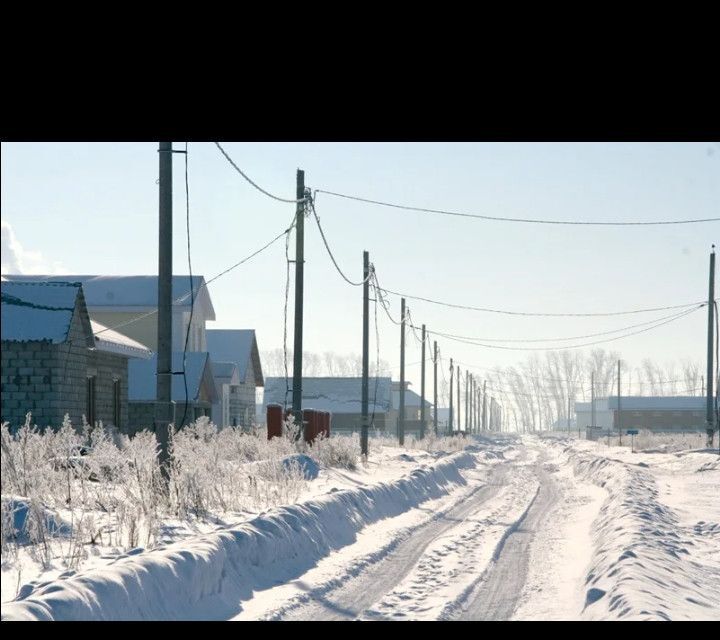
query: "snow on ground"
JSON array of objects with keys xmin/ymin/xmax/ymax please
[
  {"xmin": 551, "ymin": 436, "xmax": 720, "ymax": 621},
  {"xmin": 3, "ymin": 431, "xmax": 718, "ymax": 621},
  {"xmin": 1, "ymin": 440, "xmax": 498, "ymax": 620}
]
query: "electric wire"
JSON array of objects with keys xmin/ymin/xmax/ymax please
[
  {"xmin": 214, "ymin": 142, "xmax": 307, "ymax": 204},
  {"xmin": 314, "ymin": 189, "xmax": 720, "ymax": 226}
]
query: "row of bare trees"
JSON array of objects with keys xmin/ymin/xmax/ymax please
[
  {"xmin": 262, "ymin": 347, "xmax": 705, "ymax": 432},
  {"xmin": 468, "ymin": 349, "xmax": 705, "ymax": 432},
  {"xmin": 261, "ymin": 349, "xmax": 391, "ymax": 379}
]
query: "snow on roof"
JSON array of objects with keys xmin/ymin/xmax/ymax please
[
  {"xmin": 206, "ymin": 329, "xmax": 263, "ymax": 385},
  {"xmin": 91, "ymin": 320, "xmax": 152, "ymax": 359},
  {"xmin": 392, "ymin": 388, "xmax": 433, "ymax": 408},
  {"xmin": 606, "ymin": 396, "xmax": 706, "ymax": 411},
  {"xmin": 129, "ymin": 352, "xmax": 215, "ymax": 403},
  {"xmin": 211, "ymin": 361, "xmax": 238, "ymax": 379},
  {"xmin": 2, "ymin": 275, "xmax": 215, "ymax": 318},
  {"xmin": 263, "ymin": 377, "xmax": 393, "ymax": 414},
  {"xmin": 1, "ymin": 281, "xmax": 80, "ymax": 343}
]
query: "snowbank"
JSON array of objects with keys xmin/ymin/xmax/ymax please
[
  {"xmin": 2, "ymin": 452, "xmax": 476, "ymax": 621},
  {"xmin": 561, "ymin": 444, "xmax": 720, "ymax": 621}
]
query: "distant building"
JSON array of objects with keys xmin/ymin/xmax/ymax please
[
  {"xmin": 576, "ymin": 396, "xmax": 707, "ymax": 440},
  {"xmin": 1, "ymin": 281, "xmax": 151, "ymax": 432},
  {"xmin": 128, "ymin": 352, "xmax": 217, "ymax": 432},
  {"xmin": 206, "ymin": 330, "xmax": 264, "ymax": 428},
  {"xmin": 262, "ymin": 377, "xmax": 395, "ymax": 433},
  {"xmin": 392, "ymin": 380, "xmax": 433, "ymax": 437}
]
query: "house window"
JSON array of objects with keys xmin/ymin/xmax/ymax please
[
  {"xmin": 113, "ymin": 378, "xmax": 121, "ymax": 428},
  {"xmin": 86, "ymin": 376, "xmax": 97, "ymax": 427}
]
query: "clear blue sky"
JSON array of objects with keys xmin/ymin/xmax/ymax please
[{"xmin": 2, "ymin": 142, "xmax": 718, "ymax": 391}]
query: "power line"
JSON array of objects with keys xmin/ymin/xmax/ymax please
[
  {"xmin": 214, "ymin": 142, "xmax": 307, "ymax": 204},
  {"xmin": 421, "ymin": 307, "xmax": 705, "ymax": 344},
  {"xmin": 310, "ymin": 197, "xmax": 372, "ymax": 287},
  {"xmin": 376, "ymin": 286, "xmax": 705, "ymax": 318},
  {"xmin": 314, "ymin": 189, "xmax": 720, "ymax": 226},
  {"xmin": 93, "ymin": 221, "xmax": 295, "ymax": 338},
  {"xmin": 424, "ymin": 305, "xmax": 704, "ymax": 352}
]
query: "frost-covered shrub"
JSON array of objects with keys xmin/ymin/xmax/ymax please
[{"xmin": 310, "ymin": 433, "xmax": 360, "ymax": 469}]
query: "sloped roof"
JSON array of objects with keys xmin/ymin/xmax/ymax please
[
  {"xmin": 392, "ymin": 387, "xmax": 433, "ymax": 408},
  {"xmin": 91, "ymin": 320, "xmax": 152, "ymax": 359},
  {"xmin": 1, "ymin": 281, "xmax": 93, "ymax": 345},
  {"xmin": 263, "ymin": 377, "xmax": 393, "ymax": 414},
  {"xmin": 206, "ymin": 329, "xmax": 263, "ymax": 386},
  {"xmin": 128, "ymin": 352, "xmax": 217, "ymax": 403},
  {"xmin": 606, "ymin": 396, "xmax": 706, "ymax": 411},
  {"xmin": 2, "ymin": 275, "xmax": 215, "ymax": 319}
]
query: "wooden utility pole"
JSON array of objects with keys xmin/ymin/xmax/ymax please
[
  {"xmin": 568, "ymin": 394, "xmax": 572, "ymax": 435},
  {"xmin": 399, "ymin": 298, "xmax": 406, "ymax": 445},
  {"xmin": 618, "ymin": 360, "xmax": 622, "ymax": 446},
  {"xmin": 420, "ymin": 324, "xmax": 426, "ymax": 439},
  {"xmin": 156, "ymin": 142, "xmax": 173, "ymax": 481},
  {"xmin": 433, "ymin": 341, "xmax": 438, "ymax": 436},
  {"xmin": 449, "ymin": 358, "xmax": 454, "ymax": 435},
  {"xmin": 457, "ymin": 365, "xmax": 461, "ymax": 434},
  {"xmin": 707, "ymin": 245, "xmax": 716, "ymax": 448},
  {"xmin": 482, "ymin": 380, "xmax": 487, "ymax": 431},
  {"xmin": 292, "ymin": 170, "xmax": 305, "ymax": 438},
  {"xmin": 361, "ymin": 251, "xmax": 370, "ymax": 456},
  {"xmin": 591, "ymin": 370, "xmax": 595, "ymax": 438},
  {"xmin": 465, "ymin": 371, "xmax": 469, "ymax": 433}
]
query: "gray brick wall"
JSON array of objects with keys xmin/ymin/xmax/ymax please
[{"xmin": 2, "ymin": 310, "xmax": 130, "ymax": 433}]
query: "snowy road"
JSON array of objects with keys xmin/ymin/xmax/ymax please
[
  {"xmin": 5, "ymin": 433, "xmax": 718, "ymax": 621},
  {"xmin": 238, "ymin": 441, "xmax": 570, "ymax": 621}
]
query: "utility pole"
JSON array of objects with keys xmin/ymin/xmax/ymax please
[
  {"xmin": 361, "ymin": 251, "xmax": 370, "ymax": 457},
  {"xmin": 568, "ymin": 394, "xmax": 571, "ymax": 435},
  {"xmin": 292, "ymin": 170, "xmax": 305, "ymax": 438},
  {"xmin": 457, "ymin": 366, "xmax": 461, "ymax": 434},
  {"xmin": 156, "ymin": 142, "xmax": 173, "ymax": 481},
  {"xmin": 420, "ymin": 324, "xmax": 426, "ymax": 439},
  {"xmin": 591, "ymin": 370, "xmax": 595, "ymax": 439},
  {"xmin": 618, "ymin": 360, "xmax": 622, "ymax": 446},
  {"xmin": 399, "ymin": 298, "xmax": 406, "ymax": 446},
  {"xmin": 482, "ymin": 381, "xmax": 487, "ymax": 431},
  {"xmin": 465, "ymin": 370, "xmax": 469, "ymax": 432},
  {"xmin": 449, "ymin": 358, "xmax": 454, "ymax": 435},
  {"xmin": 707, "ymin": 245, "xmax": 716, "ymax": 447},
  {"xmin": 433, "ymin": 341, "xmax": 438, "ymax": 436}
]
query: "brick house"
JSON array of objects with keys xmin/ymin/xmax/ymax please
[
  {"xmin": 1, "ymin": 281, "xmax": 152, "ymax": 432},
  {"xmin": 206, "ymin": 330, "xmax": 264, "ymax": 429}
]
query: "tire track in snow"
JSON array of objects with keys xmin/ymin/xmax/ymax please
[
  {"xmin": 446, "ymin": 451, "xmax": 560, "ymax": 621},
  {"xmin": 258, "ymin": 451, "xmax": 528, "ymax": 621}
]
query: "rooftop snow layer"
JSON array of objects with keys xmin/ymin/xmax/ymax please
[
  {"xmin": 91, "ymin": 320, "xmax": 152, "ymax": 359},
  {"xmin": 206, "ymin": 329, "xmax": 262, "ymax": 384},
  {"xmin": 1, "ymin": 281, "xmax": 80, "ymax": 343},
  {"xmin": 606, "ymin": 396, "xmax": 706, "ymax": 411},
  {"xmin": 263, "ymin": 377, "xmax": 393, "ymax": 413},
  {"xmin": 2, "ymin": 275, "xmax": 214, "ymax": 316}
]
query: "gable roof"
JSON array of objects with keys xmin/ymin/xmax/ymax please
[
  {"xmin": 263, "ymin": 377, "xmax": 393, "ymax": 414},
  {"xmin": 2, "ymin": 275, "xmax": 215, "ymax": 319},
  {"xmin": 1, "ymin": 281, "xmax": 94, "ymax": 346},
  {"xmin": 606, "ymin": 396, "xmax": 706, "ymax": 411},
  {"xmin": 206, "ymin": 329, "xmax": 263, "ymax": 386},
  {"xmin": 128, "ymin": 352, "xmax": 217, "ymax": 403},
  {"xmin": 392, "ymin": 387, "xmax": 433, "ymax": 408},
  {"xmin": 91, "ymin": 320, "xmax": 152, "ymax": 359}
]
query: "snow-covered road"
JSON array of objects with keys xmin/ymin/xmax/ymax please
[{"xmin": 4, "ymin": 433, "xmax": 718, "ymax": 621}]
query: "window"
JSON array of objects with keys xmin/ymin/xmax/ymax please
[
  {"xmin": 113, "ymin": 378, "xmax": 121, "ymax": 428},
  {"xmin": 86, "ymin": 376, "xmax": 97, "ymax": 427}
]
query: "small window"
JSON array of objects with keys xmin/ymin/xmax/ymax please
[
  {"xmin": 113, "ymin": 378, "xmax": 121, "ymax": 428},
  {"xmin": 86, "ymin": 376, "xmax": 97, "ymax": 427}
]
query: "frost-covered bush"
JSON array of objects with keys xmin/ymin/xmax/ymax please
[
  {"xmin": 310, "ymin": 433, "xmax": 360, "ymax": 469},
  {"xmin": 604, "ymin": 429, "xmax": 707, "ymax": 452}
]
